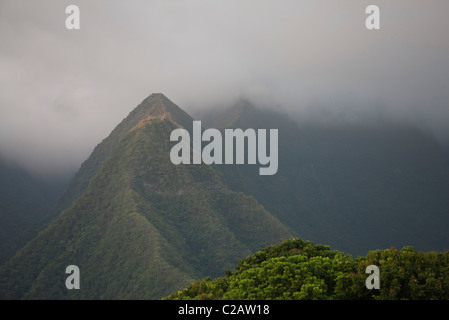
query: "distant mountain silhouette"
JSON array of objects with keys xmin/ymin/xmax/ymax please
[{"xmin": 199, "ymin": 100, "xmax": 449, "ymax": 256}]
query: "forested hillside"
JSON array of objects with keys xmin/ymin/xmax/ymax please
[
  {"xmin": 0, "ymin": 94, "xmax": 291, "ymax": 299},
  {"xmin": 2, "ymin": 94, "xmax": 448, "ymax": 300},
  {"xmin": 167, "ymin": 238, "xmax": 449, "ymax": 300},
  {"xmin": 200, "ymin": 101, "xmax": 449, "ymax": 256}
]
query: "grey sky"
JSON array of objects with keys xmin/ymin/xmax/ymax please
[{"xmin": 1, "ymin": 0, "xmax": 448, "ymax": 175}]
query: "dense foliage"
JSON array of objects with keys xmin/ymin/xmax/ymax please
[
  {"xmin": 166, "ymin": 239, "xmax": 449, "ymax": 300},
  {"xmin": 0, "ymin": 95, "xmax": 291, "ymax": 299},
  {"xmin": 2, "ymin": 95, "xmax": 449, "ymax": 300}
]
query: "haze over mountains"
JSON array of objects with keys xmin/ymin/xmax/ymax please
[
  {"xmin": 200, "ymin": 100, "xmax": 449, "ymax": 255},
  {"xmin": 1, "ymin": 93, "xmax": 448, "ymax": 299},
  {"xmin": 2, "ymin": 1, "xmax": 449, "ymax": 177},
  {"xmin": 0, "ymin": 94, "xmax": 292, "ymax": 299},
  {"xmin": 0, "ymin": 159, "xmax": 69, "ymax": 265}
]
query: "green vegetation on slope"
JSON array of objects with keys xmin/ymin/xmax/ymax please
[
  {"xmin": 0, "ymin": 96, "xmax": 291, "ymax": 300},
  {"xmin": 3, "ymin": 94, "xmax": 448, "ymax": 300},
  {"xmin": 166, "ymin": 238, "xmax": 449, "ymax": 300},
  {"xmin": 54, "ymin": 93, "xmax": 193, "ymax": 214}
]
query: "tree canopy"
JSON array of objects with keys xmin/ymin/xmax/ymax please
[{"xmin": 166, "ymin": 238, "xmax": 449, "ymax": 300}]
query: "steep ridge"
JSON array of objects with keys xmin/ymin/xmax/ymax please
[
  {"xmin": 0, "ymin": 94, "xmax": 292, "ymax": 299},
  {"xmin": 54, "ymin": 93, "xmax": 193, "ymax": 213}
]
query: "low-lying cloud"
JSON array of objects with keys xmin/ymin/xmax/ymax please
[{"xmin": 1, "ymin": 0, "xmax": 448, "ymax": 175}]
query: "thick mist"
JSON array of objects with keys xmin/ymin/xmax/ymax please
[{"xmin": 1, "ymin": 0, "xmax": 448, "ymax": 175}]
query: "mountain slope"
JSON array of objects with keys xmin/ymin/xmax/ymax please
[
  {"xmin": 54, "ymin": 93, "xmax": 193, "ymax": 214},
  {"xmin": 0, "ymin": 159, "xmax": 68, "ymax": 265},
  {"xmin": 0, "ymin": 94, "xmax": 292, "ymax": 299},
  {"xmin": 199, "ymin": 100, "xmax": 449, "ymax": 256}
]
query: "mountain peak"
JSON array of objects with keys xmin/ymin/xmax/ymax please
[
  {"xmin": 199, "ymin": 99, "xmax": 259, "ymax": 129},
  {"xmin": 133, "ymin": 93, "xmax": 193, "ymax": 129},
  {"xmin": 0, "ymin": 93, "xmax": 292, "ymax": 300},
  {"xmin": 54, "ymin": 93, "xmax": 193, "ymax": 213},
  {"xmin": 140, "ymin": 93, "xmax": 170, "ymax": 112}
]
